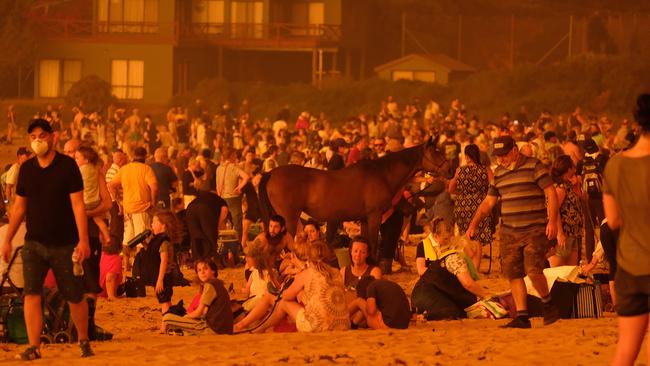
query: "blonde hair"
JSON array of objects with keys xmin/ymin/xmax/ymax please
[{"xmin": 306, "ymin": 240, "xmax": 337, "ymax": 285}]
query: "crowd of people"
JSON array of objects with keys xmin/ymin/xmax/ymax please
[{"xmin": 0, "ymin": 92, "xmax": 648, "ymax": 365}]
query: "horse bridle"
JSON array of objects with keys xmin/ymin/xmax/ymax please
[{"xmin": 421, "ymin": 146, "xmax": 447, "ymax": 175}]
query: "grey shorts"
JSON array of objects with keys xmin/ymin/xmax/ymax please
[{"xmin": 22, "ymin": 240, "xmax": 85, "ymax": 303}]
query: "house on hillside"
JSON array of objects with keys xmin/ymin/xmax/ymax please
[
  {"xmin": 374, "ymin": 53, "xmax": 475, "ymax": 86},
  {"xmin": 29, "ymin": 0, "xmax": 346, "ymax": 103}
]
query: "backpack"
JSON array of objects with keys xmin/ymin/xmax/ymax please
[{"xmin": 581, "ymin": 157, "xmax": 603, "ymax": 196}]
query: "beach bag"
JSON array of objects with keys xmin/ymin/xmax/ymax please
[
  {"xmin": 0, "ymin": 295, "xmax": 27, "ymax": 344},
  {"xmin": 465, "ymin": 300, "xmax": 508, "ymax": 319},
  {"xmin": 122, "ymin": 277, "xmax": 146, "ymax": 298},
  {"xmin": 574, "ymin": 281, "xmax": 603, "ymax": 319}
]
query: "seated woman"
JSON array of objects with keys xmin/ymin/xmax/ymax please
[
  {"xmin": 241, "ymin": 239, "xmax": 274, "ymax": 312},
  {"xmin": 162, "ymin": 259, "xmax": 233, "ymax": 335},
  {"xmin": 254, "ymin": 240, "xmax": 350, "ymax": 333},
  {"xmin": 340, "ymin": 236, "xmax": 382, "ymax": 290},
  {"xmin": 411, "ymin": 217, "xmax": 489, "ymax": 320},
  {"xmin": 233, "ymin": 237, "xmax": 309, "ymax": 332}
]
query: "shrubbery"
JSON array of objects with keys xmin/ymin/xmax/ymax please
[
  {"xmin": 174, "ymin": 54, "xmax": 650, "ymax": 123},
  {"xmin": 65, "ymin": 75, "xmax": 116, "ymax": 115}
]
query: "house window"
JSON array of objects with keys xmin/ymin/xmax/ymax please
[
  {"xmin": 414, "ymin": 71, "xmax": 436, "ymax": 83},
  {"xmin": 97, "ymin": 0, "xmax": 159, "ymax": 33},
  {"xmin": 231, "ymin": 1, "xmax": 263, "ymax": 38},
  {"xmin": 39, "ymin": 60, "xmax": 82, "ymax": 98},
  {"xmin": 111, "ymin": 60, "xmax": 144, "ymax": 99},
  {"xmin": 192, "ymin": 0, "xmax": 225, "ymax": 34},
  {"xmin": 391, "ymin": 70, "xmax": 436, "ymax": 83},
  {"xmin": 291, "ymin": 2, "xmax": 324, "ymax": 36},
  {"xmin": 391, "ymin": 70, "xmax": 413, "ymax": 81}
]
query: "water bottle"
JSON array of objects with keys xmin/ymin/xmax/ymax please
[{"xmin": 72, "ymin": 252, "xmax": 84, "ymax": 277}]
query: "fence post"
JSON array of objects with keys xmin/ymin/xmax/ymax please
[
  {"xmin": 510, "ymin": 14, "xmax": 515, "ymax": 69},
  {"xmin": 568, "ymin": 15, "xmax": 573, "ymax": 58},
  {"xmin": 457, "ymin": 14, "xmax": 462, "ymax": 60}
]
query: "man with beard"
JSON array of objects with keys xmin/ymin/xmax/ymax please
[{"xmin": 254, "ymin": 215, "xmax": 292, "ymax": 269}]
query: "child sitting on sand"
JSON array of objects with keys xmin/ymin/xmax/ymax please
[
  {"xmin": 74, "ymin": 145, "xmax": 110, "ymax": 245},
  {"xmin": 162, "ymin": 259, "xmax": 233, "ymax": 335},
  {"xmin": 241, "ymin": 238, "xmax": 273, "ymax": 312}
]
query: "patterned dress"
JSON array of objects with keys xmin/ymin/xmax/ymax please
[
  {"xmin": 556, "ymin": 181, "xmax": 583, "ymax": 238},
  {"xmin": 453, "ymin": 164, "xmax": 494, "ymax": 244}
]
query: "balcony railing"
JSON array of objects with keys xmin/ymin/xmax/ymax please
[{"xmin": 31, "ymin": 18, "xmax": 341, "ymax": 47}]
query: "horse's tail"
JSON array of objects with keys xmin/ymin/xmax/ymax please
[{"xmin": 258, "ymin": 172, "xmax": 275, "ymax": 227}]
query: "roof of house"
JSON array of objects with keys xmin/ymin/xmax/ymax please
[{"xmin": 374, "ymin": 53, "xmax": 476, "ymax": 73}]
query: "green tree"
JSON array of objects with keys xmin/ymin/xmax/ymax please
[
  {"xmin": 0, "ymin": 0, "xmax": 36, "ymax": 98},
  {"xmin": 65, "ymin": 75, "xmax": 116, "ymax": 114}
]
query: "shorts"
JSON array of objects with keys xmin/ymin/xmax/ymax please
[
  {"xmin": 155, "ymin": 273, "xmax": 174, "ymax": 304},
  {"xmin": 22, "ymin": 240, "xmax": 84, "ymax": 303},
  {"xmin": 554, "ymin": 236, "xmax": 580, "ymax": 258},
  {"xmin": 123, "ymin": 211, "xmax": 152, "ymax": 245},
  {"xmin": 99, "ymin": 253, "xmax": 123, "ymax": 293},
  {"xmin": 499, "ymin": 229, "xmax": 550, "ymax": 280},
  {"xmin": 615, "ymin": 268, "xmax": 650, "ymax": 316},
  {"xmin": 295, "ymin": 308, "xmax": 313, "ymax": 332},
  {"xmin": 82, "ymin": 236, "xmax": 102, "ymax": 295}
]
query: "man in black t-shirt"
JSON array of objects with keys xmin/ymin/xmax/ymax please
[
  {"xmin": 150, "ymin": 147, "xmax": 178, "ymax": 208},
  {"xmin": 1, "ymin": 119, "xmax": 94, "ymax": 359},
  {"xmin": 350, "ymin": 276, "xmax": 411, "ymax": 329}
]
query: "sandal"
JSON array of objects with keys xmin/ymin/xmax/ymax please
[{"xmin": 16, "ymin": 346, "xmax": 41, "ymax": 361}]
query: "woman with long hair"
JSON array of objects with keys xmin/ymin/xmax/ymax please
[
  {"xmin": 254, "ymin": 240, "xmax": 350, "ymax": 333},
  {"xmin": 548, "ymin": 155, "xmax": 583, "ymax": 266},
  {"xmin": 449, "ymin": 144, "xmax": 494, "ymax": 272}
]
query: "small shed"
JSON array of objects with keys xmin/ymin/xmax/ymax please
[{"xmin": 374, "ymin": 53, "xmax": 476, "ymax": 85}]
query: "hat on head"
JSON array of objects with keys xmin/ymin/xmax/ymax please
[
  {"xmin": 27, "ymin": 119, "xmax": 53, "ymax": 134},
  {"xmin": 492, "ymin": 135, "xmax": 516, "ymax": 156},
  {"xmin": 583, "ymin": 138, "xmax": 599, "ymax": 154},
  {"xmin": 577, "ymin": 132, "xmax": 591, "ymax": 144},
  {"xmin": 16, "ymin": 147, "xmax": 31, "ymax": 156},
  {"xmin": 331, "ymin": 137, "xmax": 347, "ymax": 149}
]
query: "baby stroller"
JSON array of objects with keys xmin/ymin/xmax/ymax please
[{"xmin": 0, "ymin": 247, "xmax": 76, "ymax": 344}]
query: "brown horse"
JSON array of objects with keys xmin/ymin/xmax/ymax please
[{"xmin": 258, "ymin": 137, "xmax": 448, "ymax": 255}]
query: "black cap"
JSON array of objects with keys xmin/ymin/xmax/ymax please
[
  {"xmin": 27, "ymin": 118, "xmax": 53, "ymax": 134},
  {"xmin": 16, "ymin": 147, "xmax": 31, "ymax": 156},
  {"xmin": 492, "ymin": 135, "xmax": 516, "ymax": 156}
]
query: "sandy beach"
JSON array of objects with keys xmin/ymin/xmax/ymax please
[{"xmin": 0, "ymin": 237, "xmax": 626, "ymax": 366}]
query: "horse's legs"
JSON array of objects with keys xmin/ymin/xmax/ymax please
[
  {"xmin": 366, "ymin": 213, "xmax": 382, "ymax": 261},
  {"xmin": 276, "ymin": 205, "xmax": 300, "ymax": 238}
]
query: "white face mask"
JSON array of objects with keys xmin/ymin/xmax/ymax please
[{"xmin": 31, "ymin": 139, "xmax": 49, "ymax": 156}]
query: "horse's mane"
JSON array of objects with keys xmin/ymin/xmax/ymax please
[{"xmin": 355, "ymin": 144, "xmax": 423, "ymax": 172}]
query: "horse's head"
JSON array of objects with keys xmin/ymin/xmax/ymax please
[{"xmin": 421, "ymin": 136, "xmax": 449, "ymax": 177}]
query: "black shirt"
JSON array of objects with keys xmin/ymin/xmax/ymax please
[
  {"xmin": 327, "ymin": 153, "xmax": 345, "ymax": 171},
  {"xmin": 365, "ymin": 279, "xmax": 411, "ymax": 329},
  {"xmin": 150, "ymin": 162, "xmax": 177, "ymax": 204},
  {"xmin": 16, "ymin": 152, "xmax": 84, "ymax": 246}
]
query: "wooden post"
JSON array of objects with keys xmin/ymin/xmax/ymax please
[
  {"xmin": 401, "ymin": 12, "xmax": 406, "ymax": 57},
  {"xmin": 568, "ymin": 15, "xmax": 573, "ymax": 58},
  {"xmin": 312, "ymin": 48, "xmax": 317, "ymax": 85},
  {"xmin": 17, "ymin": 65, "xmax": 22, "ymax": 98},
  {"xmin": 318, "ymin": 48, "xmax": 324, "ymax": 87},
  {"xmin": 218, "ymin": 46, "xmax": 224, "ymax": 80},
  {"xmin": 457, "ymin": 14, "xmax": 462, "ymax": 60},
  {"xmin": 510, "ymin": 14, "xmax": 515, "ymax": 69}
]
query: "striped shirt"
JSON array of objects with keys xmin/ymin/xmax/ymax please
[
  {"xmin": 105, "ymin": 163, "xmax": 122, "ymax": 202},
  {"xmin": 488, "ymin": 155, "xmax": 552, "ymax": 232}
]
